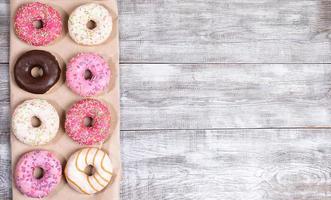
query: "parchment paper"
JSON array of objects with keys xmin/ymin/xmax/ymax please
[{"xmin": 9, "ymin": 0, "xmax": 121, "ymax": 199}]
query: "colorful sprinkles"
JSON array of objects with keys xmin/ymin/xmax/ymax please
[
  {"xmin": 14, "ymin": 2, "xmax": 62, "ymax": 46},
  {"xmin": 15, "ymin": 150, "xmax": 62, "ymax": 198},
  {"xmin": 66, "ymin": 52, "xmax": 111, "ymax": 97},
  {"xmin": 68, "ymin": 3, "xmax": 113, "ymax": 45},
  {"xmin": 12, "ymin": 1, "xmax": 116, "ymax": 198},
  {"xmin": 65, "ymin": 99, "xmax": 111, "ymax": 145},
  {"xmin": 11, "ymin": 99, "xmax": 60, "ymax": 146}
]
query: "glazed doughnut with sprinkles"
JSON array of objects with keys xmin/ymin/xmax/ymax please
[{"xmin": 9, "ymin": 0, "xmax": 121, "ymax": 199}]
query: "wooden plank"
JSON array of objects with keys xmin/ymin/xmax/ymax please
[
  {"xmin": 120, "ymin": 63, "xmax": 331, "ymax": 129},
  {"xmin": 0, "ymin": 56, "xmax": 10, "ymax": 198},
  {"xmin": 2, "ymin": 0, "xmax": 331, "ymax": 63},
  {"xmin": 0, "ymin": 0, "xmax": 9, "ymax": 63},
  {"xmin": 117, "ymin": 0, "xmax": 331, "ymax": 63},
  {"xmin": 2, "ymin": 63, "xmax": 331, "ymax": 129},
  {"xmin": 2, "ymin": 129, "xmax": 331, "ymax": 199},
  {"xmin": 0, "ymin": 141, "xmax": 11, "ymax": 200},
  {"xmin": 120, "ymin": 129, "xmax": 331, "ymax": 199},
  {"xmin": 0, "ymin": 63, "xmax": 9, "ymax": 134}
]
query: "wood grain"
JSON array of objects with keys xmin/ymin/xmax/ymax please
[
  {"xmin": 0, "ymin": 141, "xmax": 11, "ymax": 200},
  {"xmin": 2, "ymin": 0, "xmax": 331, "ymax": 63},
  {"xmin": 2, "ymin": 61, "xmax": 331, "ymax": 198},
  {"xmin": 2, "ymin": 0, "xmax": 331, "ymax": 199},
  {"xmin": 121, "ymin": 129, "xmax": 331, "ymax": 200},
  {"xmin": 2, "ymin": 129, "xmax": 331, "ymax": 200},
  {"xmin": 0, "ymin": 0, "xmax": 9, "ymax": 63},
  {"xmin": 119, "ymin": 0, "xmax": 331, "ymax": 63},
  {"xmin": 121, "ymin": 63, "xmax": 331, "ymax": 129},
  {"xmin": 2, "ymin": 63, "xmax": 331, "ymax": 130}
]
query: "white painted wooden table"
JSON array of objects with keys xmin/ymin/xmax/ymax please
[{"xmin": 2, "ymin": 0, "xmax": 331, "ymax": 199}]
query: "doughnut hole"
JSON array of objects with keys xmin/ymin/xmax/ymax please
[
  {"xmin": 30, "ymin": 66, "xmax": 44, "ymax": 78},
  {"xmin": 84, "ymin": 69, "xmax": 93, "ymax": 80},
  {"xmin": 33, "ymin": 167, "xmax": 44, "ymax": 179},
  {"xmin": 33, "ymin": 20, "xmax": 44, "ymax": 29},
  {"xmin": 83, "ymin": 117, "xmax": 94, "ymax": 127},
  {"xmin": 86, "ymin": 20, "xmax": 97, "ymax": 30},
  {"xmin": 84, "ymin": 165, "xmax": 96, "ymax": 176},
  {"xmin": 31, "ymin": 116, "xmax": 42, "ymax": 128}
]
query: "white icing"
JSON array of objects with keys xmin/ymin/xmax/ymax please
[
  {"xmin": 11, "ymin": 99, "xmax": 59, "ymax": 145},
  {"xmin": 68, "ymin": 3, "xmax": 113, "ymax": 46}
]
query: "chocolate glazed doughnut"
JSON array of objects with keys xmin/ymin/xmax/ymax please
[{"xmin": 14, "ymin": 50, "xmax": 61, "ymax": 94}]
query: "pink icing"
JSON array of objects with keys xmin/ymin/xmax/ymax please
[
  {"xmin": 15, "ymin": 150, "xmax": 62, "ymax": 198},
  {"xmin": 14, "ymin": 2, "xmax": 62, "ymax": 46},
  {"xmin": 65, "ymin": 99, "xmax": 111, "ymax": 145},
  {"xmin": 66, "ymin": 53, "xmax": 111, "ymax": 97}
]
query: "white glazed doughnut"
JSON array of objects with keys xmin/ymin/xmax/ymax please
[
  {"xmin": 65, "ymin": 148, "xmax": 113, "ymax": 195},
  {"xmin": 11, "ymin": 99, "xmax": 59, "ymax": 146},
  {"xmin": 68, "ymin": 3, "xmax": 113, "ymax": 46}
]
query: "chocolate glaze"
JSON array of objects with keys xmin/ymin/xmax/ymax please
[{"xmin": 14, "ymin": 50, "xmax": 61, "ymax": 94}]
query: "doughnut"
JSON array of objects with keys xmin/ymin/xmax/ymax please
[
  {"xmin": 65, "ymin": 148, "xmax": 113, "ymax": 194},
  {"xmin": 14, "ymin": 50, "xmax": 61, "ymax": 94},
  {"xmin": 68, "ymin": 3, "xmax": 113, "ymax": 45},
  {"xmin": 65, "ymin": 99, "xmax": 111, "ymax": 145},
  {"xmin": 14, "ymin": 2, "xmax": 62, "ymax": 46},
  {"xmin": 66, "ymin": 53, "xmax": 111, "ymax": 97},
  {"xmin": 12, "ymin": 99, "xmax": 60, "ymax": 146},
  {"xmin": 15, "ymin": 150, "xmax": 62, "ymax": 198}
]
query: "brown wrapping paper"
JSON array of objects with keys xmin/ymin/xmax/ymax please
[{"xmin": 9, "ymin": 0, "xmax": 121, "ymax": 199}]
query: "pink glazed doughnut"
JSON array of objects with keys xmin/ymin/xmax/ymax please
[
  {"xmin": 15, "ymin": 150, "xmax": 62, "ymax": 198},
  {"xmin": 66, "ymin": 53, "xmax": 111, "ymax": 97},
  {"xmin": 65, "ymin": 99, "xmax": 111, "ymax": 145},
  {"xmin": 14, "ymin": 2, "xmax": 62, "ymax": 46}
]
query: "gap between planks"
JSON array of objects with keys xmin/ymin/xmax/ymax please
[
  {"xmin": 6, "ymin": 62, "xmax": 331, "ymax": 65},
  {"xmin": 121, "ymin": 127, "xmax": 331, "ymax": 132}
]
